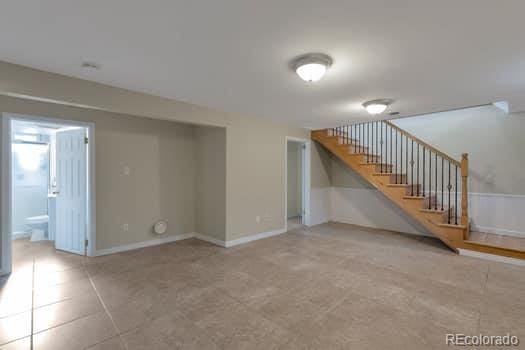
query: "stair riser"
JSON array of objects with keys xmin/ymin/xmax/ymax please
[
  {"xmin": 390, "ymin": 174, "xmax": 407, "ymax": 184},
  {"xmin": 374, "ymin": 164, "xmax": 392, "ymax": 172}
]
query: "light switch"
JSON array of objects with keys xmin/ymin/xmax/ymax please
[{"xmin": 124, "ymin": 166, "xmax": 130, "ymax": 175}]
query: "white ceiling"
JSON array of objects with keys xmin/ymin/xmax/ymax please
[{"xmin": 1, "ymin": 1, "xmax": 524, "ymax": 128}]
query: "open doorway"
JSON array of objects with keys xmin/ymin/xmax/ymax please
[
  {"xmin": 1, "ymin": 114, "xmax": 95, "ymax": 275},
  {"xmin": 286, "ymin": 138, "xmax": 310, "ymax": 231}
]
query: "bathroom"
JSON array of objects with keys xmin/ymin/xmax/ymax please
[{"xmin": 10, "ymin": 118, "xmax": 89, "ymax": 255}]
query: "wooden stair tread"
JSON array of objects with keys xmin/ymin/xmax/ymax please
[
  {"xmin": 372, "ymin": 172, "xmax": 395, "ymax": 176},
  {"xmin": 420, "ymin": 208, "xmax": 447, "ymax": 213},
  {"xmin": 462, "ymin": 240, "xmax": 525, "ymax": 260},
  {"xmin": 434, "ymin": 222, "xmax": 467, "ymax": 229},
  {"xmin": 403, "ymin": 195, "xmax": 425, "ymax": 200}
]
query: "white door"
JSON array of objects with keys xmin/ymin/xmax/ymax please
[{"xmin": 55, "ymin": 128, "xmax": 87, "ymax": 255}]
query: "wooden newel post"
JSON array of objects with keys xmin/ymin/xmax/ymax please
[{"xmin": 460, "ymin": 153, "xmax": 469, "ymax": 238}]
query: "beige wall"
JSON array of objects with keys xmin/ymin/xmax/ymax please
[
  {"xmin": 393, "ymin": 105, "xmax": 525, "ymax": 195},
  {"xmin": 0, "ymin": 61, "xmax": 310, "ymax": 247},
  {"xmin": 195, "ymin": 125, "xmax": 226, "ymax": 241},
  {"xmin": 310, "ymin": 142, "xmax": 332, "ymax": 188},
  {"xmin": 225, "ymin": 116, "xmax": 308, "ymax": 240},
  {"xmin": 287, "ymin": 141, "xmax": 302, "ymax": 218},
  {"xmin": 0, "ymin": 96, "xmax": 196, "ymax": 250}
]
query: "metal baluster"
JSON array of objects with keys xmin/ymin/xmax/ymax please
[
  {"xmin": 455, "ymin": 165, "xmax": 458, "ymax": 225},
  {"xmin": 441, "ymin": 157, "xmax": 444, "ymax": 211},
  {"xmin": 389, "ymin": 127, "xmax": 394, "ymax": 173},
  {"xmin": 375, "ymin": 121, "xmax": 378, "ymax": 166},
  {"xmin": 379, "ymin": 121, "xmax": 383, "ymax": 173},
  {"xmin": 353, "ymin": 124, "xmax": 356, "ymax": 153},
  {"xmin": 435, "ymin": 153, "xmax": 438, "ymax": 210},
  {"xmin": 416, "ymin": 144, "xmax": 420, "ymax": 196},
  {"xmin": 448, "ymin": 161, "xmax": 451, "ymax": 224},
  {"xmin": 367, "ymin": 123, "xmax": 370, "ymax": 163},
  {"xmin": 400, "ymin": 133, "xmax": 403, "ymax": 185},
  {"xmin": 359, "ymin": 124, "xmax": 364, "ymax": 153},
  {"xmin": 395, "ymin": 130, "xmax": 398, "ymax": 184},
  {"xmin": 406, "ymin": 136, "xmax": 409, "ymax": 184},
  {"xmin": 428, "ymin": 150, "xmax": 432, "ymax": 209},
  {"xmin": 422, "ymin": 146, "xmax": 425, "ymax": 197},
  {"xmin": 411, "ymin": 140, "xmax": 414, "ymax": 195}
]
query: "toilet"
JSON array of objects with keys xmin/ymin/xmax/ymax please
[{"xmin": 25, "ymin": 215, "xmax": 49, "ymax": 241}]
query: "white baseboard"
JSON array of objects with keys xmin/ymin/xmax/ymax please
[
  {"xmin": 93, "ymin": 227, "xmax": 289, "ymax": 257},
  {"xmin": 459, "ymin": 248, "xmax": 525, "ymax": 267},
  {"xmin": 12, "ymin": 231, "xmax": 31, "ymax": 240},
  {"xmin": 193, "ymin": 233, "xmax": 226, "ymax": 247},
  {"xmin": 94, "ymin": 233, "xmax": 195, "ymax": 256},
  {"xmin": 224, "ymin": 228, "xmax": 287, "ymax": 248}
]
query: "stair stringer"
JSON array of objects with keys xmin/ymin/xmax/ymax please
[{"xmin": 312, "ymin": 130, "xmax": 465, "ymax": 252}]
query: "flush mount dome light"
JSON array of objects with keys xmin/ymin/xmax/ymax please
[
  {"xmin": 362, "ymin": 99, "xmax": 394, "ymax": 115},
  {"xmin": 292, "ymin": 53, "xmax": 333, "ymax": 82}
]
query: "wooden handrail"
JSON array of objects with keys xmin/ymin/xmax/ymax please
[{"xmin": 384, "ymin": 121, "xmax": 461, "ymax": 167}]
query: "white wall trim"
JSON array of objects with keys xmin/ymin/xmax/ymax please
[
  {"xmin": 285, "ymin": 137, "xmax": 311, "ymax": 229},
  {"xmin": 459, "ymin": 248, "xmax": 525, "ymax": 267},
  {"xmin": 470, "ymin": 226, "xmax": 525, "ymax": 239},
  {"xmin": 95, "ymin": 233, "xmax": 195, "ymax": 256},
  {"xmin": 95, "ymin": 227, "xmax": 289, "ymax": 255},
  {"xmin": 224, "ymin": 228, "xmax": 287, "ymax": 248},
  {"xmin": 12, "ymin": 231, "xmax": 31, "ymax": 240},
  {"xmin": 193, "ymin": 233, "xmax": 226, "ymax": 247}
]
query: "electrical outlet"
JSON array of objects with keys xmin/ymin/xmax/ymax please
[{"xmin": 122, "ymin": 223, "xmax": 129, "ymax": 231}]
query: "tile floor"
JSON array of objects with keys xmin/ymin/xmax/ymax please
[{"xmin": 1, "ymin": 223, "xmax": 524, "ymax": 349}]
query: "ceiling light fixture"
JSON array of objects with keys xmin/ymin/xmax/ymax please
[
  {"xmin": 362, "ymin": 99, "xmax": 394, "ymax": 115},
  {"xmin": 292, "ymin": 53, "xmax": 333, "ymax": 82}
]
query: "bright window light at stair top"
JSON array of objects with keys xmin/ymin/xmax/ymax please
[
  {"xmin": 362, "ymin": 99, "xmax": 394, "ymax": 115},
  {"xmin": 292, "ymin": 53, "xmax": 333, "ymax": 82}
]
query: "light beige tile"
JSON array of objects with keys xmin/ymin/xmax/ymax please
[
  {"xmin": 0, "ymin": 311, "xmax": 31, "ymax": 346},
  {"xmin": 33, "ymin": 277, "xmax": 96, "ymax": 308},
  {"xmin": 33, "ymin": 292, "xmax": 104, "ymax": 333},
  {"xmin": 0, "ymin": 295, "xmax": 32, "ymax": 319},
  {"xmin": 192, "ymin": 303, "xmax": 291, "ymax": 350},
  {"xmin": 121, "ymin": 312, "xmax": 220, "ymax": 350},
  {"xmin": 33, "ymin": 312, "xmax": 117, "ymax": 350},
  {"xmin": 5, "ymin": 222, "xmax": 525, "ymax": 350},
  {"xmin": 0, "ymin": 336, "xmax": 31, "ymax": 350},
  {"xmin": 33, "ymin": 267, "xmax": 88, "ymax": 289},
  {"xmin": 85, "ymin": 336, "xmax": 125, "ymax": 350}
]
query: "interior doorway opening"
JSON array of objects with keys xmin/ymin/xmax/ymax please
[
  {"xmin": 286, "ymin": 138, "xmax": 309, "ymax": 231},
  {"xmin": 1, "ymin": 114, "xmax": 95, "ymax": 275}
]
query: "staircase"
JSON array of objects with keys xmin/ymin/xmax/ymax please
[{"xmin": 312, "ymin": 121, "xmax": 525, "ymax": 260}]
